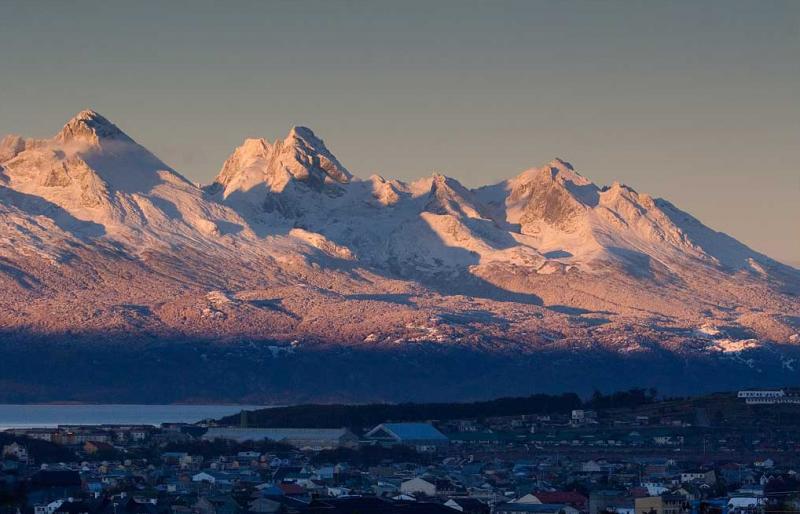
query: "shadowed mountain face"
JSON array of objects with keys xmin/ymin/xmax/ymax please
[{"xmin": 0, "ymin": 110, "xmax": 798, "ymax": 403}]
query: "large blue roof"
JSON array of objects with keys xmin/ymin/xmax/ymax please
[{"xmin": 380, "ymin": 423, "xmax": 448, "ymax": 441}]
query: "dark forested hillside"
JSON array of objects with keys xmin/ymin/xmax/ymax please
[{"xmin": 218, "ymin": 390, "xmax": 664, "ymax": 429}]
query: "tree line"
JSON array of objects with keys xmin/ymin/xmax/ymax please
[{"xmin": 220, "ymin": 388, "xmax": 659, "ymax": 429}]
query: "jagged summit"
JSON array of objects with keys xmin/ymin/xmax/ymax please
[
  {"xmin": 0, "ymin": 110, "xmax": 224, "ymax": 244},
  {"xmin": 212, "ymin": 138, "xmax": 272, "ymax": 193},
  {"xmin": 212, "ymin": 126, "xmax": 352, "ymax": 202},
  {"xmin": 55, "ymin": 109, "xmax": 132, "ymax": 146},
  {"xmin": 239, "ymin": 137, "xmax": 272, "ymax": 155},
  {"xmin": 542, "ymin": 158, "xmax": 594, "ymax": 187},
  {"xmin": 288, "ymin": 125, "xmax": 317, "ymax": 140},
  {"xmin": 425, "ymin": 173, "xmax": 487, "ymax": 219},
  {"xmin": 0, "ymin": 134, "xmax": 26, "ymax": 162},
  {"xmin": 549, "ymin": 157, "xmax": 575, "ymax": 171},
  {"xmin": 278, "ymin": 125, "xmax": 352, "ymax": 184}
]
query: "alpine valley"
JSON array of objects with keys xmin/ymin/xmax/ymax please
[{"xmin": 0, "ymin": 111, "xmax": 798, "ymax": 403}]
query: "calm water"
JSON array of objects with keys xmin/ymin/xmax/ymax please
[{"xmin": 0, "ymin": 404, "xmax": 266, "ymax": 429}]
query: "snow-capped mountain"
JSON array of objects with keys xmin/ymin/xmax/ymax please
[
  {"xmin": 0, "ymin": 110, "xmax": 798, "ymax": 403},
  {"xmin": 0, "ymin": 110, "xmax": 257, "ymax": 256}
]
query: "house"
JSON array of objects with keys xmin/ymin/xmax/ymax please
[
  {"xmin": 642, "ymin": 483, "xmax": 669, "ymax": 496},
  {"xmin": 326, "ymin": 486, "xmax": 351, "ymax": 497},
  {"xmin": 496, "ymin": 503, "xmax": 580, "ymax": 514},
  {"xmin": 256, "ymin": 484, "xmax": 285, "ymax": 498},
  {"xmin": 680, "ymin": 470, "xmax": 716, "ymax": 486},
  {"xmin": 202, "ymin": 427, "xmax": 358, "ymax": 450},
  {"xmin": 444, "ymin": 497, "xmax": 490, "ymax": 514},
  {"xmin": 634, "ymin": 495, "xmax": 687, "ymax": 514},
  {"xmin": 248, "ymin": 497, "xmax": 283, "ymax": 513},
  {"xmin": 52, "ymin": 500, "xmax": 91, "ymax": 514},
  {"xmin": 590, "ymin": 490, "xmax": 635, "ymax": 514},
  {"xmin": 54, "ymin": 431, "xmax": 111, "ymax": 446},
  {"xmin": 12, "ymin": 429, "xmax": 55, "ymax": 442},
  {"xmin": 517, "ymin": 495, "xmax": 544, "ymax": 505},
  {"xmin": 35, "ymin": 500, "xmax": 69, "ymax": 514},
  {"xmin": 571, "ymin": 410, "xmax": 598, "ymax": 426},
  {"xmin": 128, "ymin": 427, "xmax": 150, "ymax": 442},
  {"xmin": 271, "ymin": 466, "xmax": 308, "ymax": 483},
  {"xmin": 582, "ymin": 461, "xmax": 602, "ymax": 473},
  {"xmin": 192, "ymin": 495, "xmax": 240, "ymax": 514},
  {"xmin": 720, "ymin": 465, "xmax": 755, "ymax": 486},
  {"xmin": 400, "ymin": 477, "xmax": 437, "ymax": 496},
  {"xmin": 728, "ymin": 496, "xmax": 764, "ymax": 513},
  {"xmin": 653, "ymin": 436, "xmax": 684, "ymax": 447},
  {"xmin": 277, "ymin": 482, "xmax": 307, "ymax": 498},
  {"xmin": 365, "ymin": 423, "xmax": 449, "ymax": 451},
  {"xmin": 162, "ymin": 452, "xmax": 195, "ymax": 468},
  {"xmin": 2, "ymin": 442, "xmax": 29, "ymax": 463},
  {"xmin": 314, "ymin": 465, "xmax": 335, "ymax": 480},
  {"xmin": 84, "ymin": 441, "xmax": 115, "ymax": 455},
  {"xmin": 529, "ymin": 492, "xmax": 589, "ymax": 512},
  {"xmin": 670, "ymin": 488, "xmax": 695, "ymax": 502},
  {"xmin": 192, "ymin": 472, "xmax": 216, "ymax": 484}
]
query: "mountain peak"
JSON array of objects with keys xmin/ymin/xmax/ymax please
[
  {"xmin": 276, "ymin": 125, "xmax": 352, "ymax": 185},
  {"xmin": 425, "ymin": 173, "xmax": 487, "ymax": 218},
  {"xmin": 549, "ymin": 157, "xmax": 574, "ymax": 171},
  {"xmin": 211, "ymin": 126, "xmax": 352, "ymax": 200},
  {"xmin": 509, "ymin": 158, "xmax": 593, "ymax": 194},
  {"xmin": 0, "ymin": 134, "xmax": 26, "ymax": 162},
  {"xmin": 543, "ymin": 158, "xmax": 592, "ymax": 186},
  {"xmin": 288, "ymin": 125, "xmax": 316, "ymax": 139},
  {"xmin": 237, "ymin": 137, "xmax": 271, "ymax": 157},
  {"xmin": 55, "ymin": 109, "xmax": 132, "ymax": 146},
  {"xmin": 212, "ymin": 138, "xmax": 273, "ymax": 193}
]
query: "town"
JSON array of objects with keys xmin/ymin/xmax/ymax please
[{"xmin": 1, "ymin": 391, "xmax": 799, "ymax": 514}]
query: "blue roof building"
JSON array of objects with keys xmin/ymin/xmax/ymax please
[{"xmin": 365, "ymin": 423, "xmax": 449, "ymax": 450}]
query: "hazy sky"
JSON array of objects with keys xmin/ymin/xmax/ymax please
[{"xmin": 1, "ymin": 0, "xmax": 798, "ymax": 264}]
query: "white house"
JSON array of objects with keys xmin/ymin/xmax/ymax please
[
  {"xmin": 643, "ymin": 482, "xmax": 669, "ymax": 496},
  {"xmin": 445, "ymin": 498, "xmax": 489, "ymax": 512},
  {"xmin": 582, "ymin": 460, "xmax": 602, "ymax": 472},
  {"xmin": 326, "ymin": 486, "xmax": 351, "ymax": 497},
  {"xmin": 400, "ymin": 477, "xmax": 437, "ymax": 496},
  {"xmin": 34, "ymin": 500, "xmax": 64, "ymax": 514},
  {"xmin": 192, "ymin": 472, "xmax": 216, "ymax": 484},
  {"xmin": 728, "ymin": 496, "xmax": 764, "ymax": 512},
  {"xmin": 681, "ymin": 470, "xmax": 716, "ymax": 485},
  {"xmin": 571, "ymin": 410, "xmax": 597, "ymax": 426}
]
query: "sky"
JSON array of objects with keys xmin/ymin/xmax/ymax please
[{"xmin": 0, "ymin": 0, "xmax": 798, "ymax": 265}]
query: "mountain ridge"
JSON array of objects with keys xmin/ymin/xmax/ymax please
[{"xmin": 0, "ymin": 110, "xmax": 797, "ymax": 403}]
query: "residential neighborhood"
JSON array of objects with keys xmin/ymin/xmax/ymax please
[{"xmin": 1, "ymin": 393, "xmax": 799, "ymax": 514}]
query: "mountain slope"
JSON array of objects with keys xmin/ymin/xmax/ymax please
[{"xmin": 0, "ymin": 110, "xmax": 797, "ymax": 403}]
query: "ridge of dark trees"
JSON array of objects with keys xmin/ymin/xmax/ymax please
[{"xmin": 219, "ymin": 389, "xmax": 660, "ymax": 429}]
